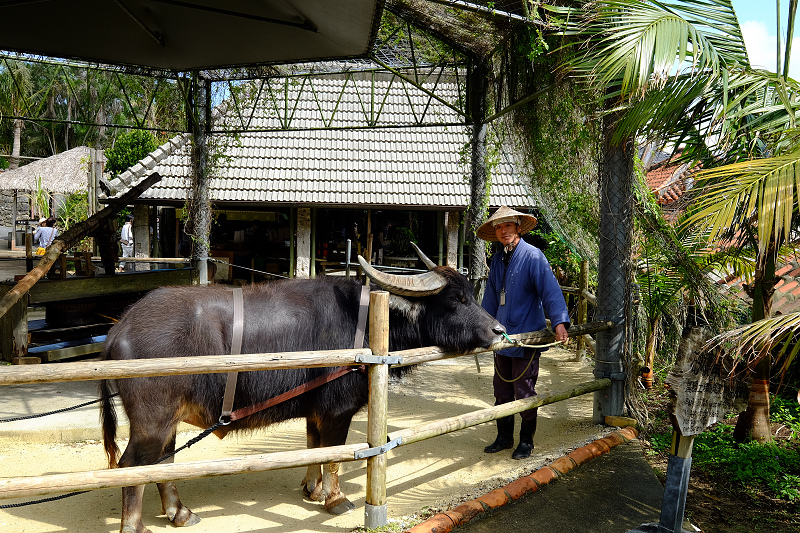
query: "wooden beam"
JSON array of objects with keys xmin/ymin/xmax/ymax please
[
  {"xmin": 0, "ymin": 173, "xmax": 164, "ymax": 321},
  {"xmin": 0, "ymin": 268, "xmax": 197, "ymax": 305}
]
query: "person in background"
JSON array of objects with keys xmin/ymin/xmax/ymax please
[
  {"xmin": 478, "ymin": 206, "xmax": 570, "ymax": 460},
  {"xmin": 119, "ymin": 214, "xmax": 134, "ymax": 272},
  {"xmin": 33, "ymin": 217, "xmax": 58, "ymax": 251}
]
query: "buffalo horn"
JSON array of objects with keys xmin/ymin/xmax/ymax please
[
  {"xmin": 358, "ymin": 256, "xmax": 447, "ymax": 296},
  {"xmin": 410, "ymin": 241, "xmax": 438, "ymax": 270}
]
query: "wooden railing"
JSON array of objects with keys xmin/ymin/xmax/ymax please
[{"xmin": 0, "ymin": 292, "xmax": 613, "ymax": 528}]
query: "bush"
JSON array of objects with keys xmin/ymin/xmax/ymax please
[{"xmin": 105, "ymin": 130, "xmax": 160, "ymax": 176}]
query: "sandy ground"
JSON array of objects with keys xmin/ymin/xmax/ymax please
[
  {"xmin": 0, "ymin": 253, "xmax": 612, "ymax": 532},
  {"xmin": 0, "ymin": 348, "xmax": 616, "ymax": 533}
]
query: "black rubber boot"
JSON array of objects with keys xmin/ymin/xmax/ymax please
[
  {"xmin": 484, "ymin": 416, "xmax": 514, "ymax": 453},
  {"xmin": 512, "ymin": 418, "xmax": 537, "ymax": 459}
]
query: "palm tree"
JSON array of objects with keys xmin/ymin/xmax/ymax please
[
  {"xmin": 0, "ymin": 59, "xmax": 33, "ymax": 169},
  {"xmin": 553, "ymin": 0, "xmax": 800, "ymax": 442}
]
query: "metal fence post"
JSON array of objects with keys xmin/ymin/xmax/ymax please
[
  {"xmin": 593, "ymin": 124, "xmax": 633, "ymax": 423},
  {"xmin": 365, "ymin": 290, "xmax": 389, "ymax": 528}
]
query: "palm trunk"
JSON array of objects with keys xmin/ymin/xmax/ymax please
[
  {"xmin": 9, "ymin": 118, "xmax": 22, "ymax": 170},
  {"xmin": 734, "ymin": 242, "xmax": 777, "ymax": 443},
  {"xmin": 642, "ymin": 316, "xmax": 659, "ymax": 389}
]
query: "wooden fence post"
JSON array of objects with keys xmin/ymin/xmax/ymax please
[
  {"xmin": 576, "ymin": 260, "xmax": 588, "ymax": 360},
  {"xmin": 365, "ymin": 290, "xmax": 389, "ymax": 528}
]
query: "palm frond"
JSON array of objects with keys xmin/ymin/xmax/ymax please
[
  {"xmin": 558, "ymin": 0, "xmax": 745, "ymax": 100},
  {"xmin": 682, "ymin": 151, "xmax": 800, "ymax": 252},
  {"xmin": 708, "ymin": 312, "xmax": 800, "ymax": 377}
]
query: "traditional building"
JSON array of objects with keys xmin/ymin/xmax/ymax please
[{"xmin": 100, "ymin": 74, "xmax": 534, "ymax": 281}]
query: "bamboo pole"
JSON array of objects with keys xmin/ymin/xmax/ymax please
[
  {"xmin": 0, "ymin": 443, "xmax": 367, "ymax": 501},
  {"xmin": 577, "ymin": 260, "xmax": 588, "ymax": 359},
  {"xmin": 365, "ymin": 291, "xmax": 390, "ymax": 528},
  {"xmin": 389, "ymin": 378, "xmax": 612, "ymax": 446},
  {"xmin": 0, "ymin": 322, "xmax": 615, "ymax": 387},
  {"xmin": 0, "ymin": 172, "xmax": 164, "ymax": 321},
  {"xmin": 393, "ymin": 320, "xmax": 614, "ymax": 367},
  {"xmin": 0, "ymin": 348, "xmax": 373, "ymax": 386},
  {"xmin": 0, "ymin": 379, "xmax": 611, "ymax": 502}
]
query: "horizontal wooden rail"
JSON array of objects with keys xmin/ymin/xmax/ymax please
[
  {"xmin": 0, "ymin": 442, "xmax": 367, "ymax": 500},
  {"xmin": 0, "ymin": 321, "xmax": 614, "ymax": 386},
  {"xmin": 560, "ymin": 286, "xmax": 597, "ymax": 306},
  {"xmin": 394, "ymin": 320, "xmax": 614, "ymax": 367},
  {"xmin": 0, "ymin": 379, "xmax": 610, "ymax": 501},
  {"xmin": 390, "ymin": 378, "xmax": 611, "ymax": 446},
  {"xmin": 0, "ymin": 349, "xmax": 372, "ymax": 385}
]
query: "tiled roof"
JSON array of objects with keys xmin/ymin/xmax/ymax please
[
  {"xmin": 645, "ymin": 155, "xmax": 691, "ymax": 206},
  {"xmin": 716, "ymin": 259, "xmax": 800, "ymax": 316},
  {"xmin": 102, "ymin": 77, "xmax": 531, "ymax": 210}
]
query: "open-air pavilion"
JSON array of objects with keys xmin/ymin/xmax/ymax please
[{"xmin": 0, "ymin": 2, "xmax": 634, "ymax": 529}]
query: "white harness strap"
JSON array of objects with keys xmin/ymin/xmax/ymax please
[
  {"xmin": 220, "ymin": 287, "xmax": 244, "ymax": 421},
  {"xmin": 354, "ymin": 284, "xmax": 371, "ymax": 349}
]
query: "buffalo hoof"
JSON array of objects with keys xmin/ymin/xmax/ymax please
[
  {"xmin": 121, "ymin": 525, "xmax": 151, "ymax": 533},
  {"xmin": 168, "ymin": 506, "xmax": 201, "ymax": 527},
  {"xmin": 303, "ymin": 481, "xmax": 325, "ymax": 502},
  {"xmin": 326, "ymin": 498, "xmax": 355, "ymax": 515}
]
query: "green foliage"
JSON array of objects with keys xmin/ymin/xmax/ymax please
[
  {"xmin": 57, "ymin": 191, "xmax": 87, "ymax": 230},
  {"xmin": 57, "ymin": 191, "xmax": 90, "ymax": 251},
  {"xmin": 772, "ymin": 395, "xmax": 800, "ymax": 439},
  {"xmin": 650, "ymin": 402, "xmax": 800, "ymax": 502},
  {"xmin": 530, "ymin": 229, "xmax": 583, "ymax": 285},
  {"xmin": 105, "ymin": 130, "xmax": 160, "ymax": 176},
  {"xmin": 31, "ymin": 176, "xmax": 51, "ymax": 219}
]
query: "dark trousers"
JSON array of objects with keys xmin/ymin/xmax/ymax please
[{"xmin": 492, "ymin": 348, "xmax": 540, "ymax": 422}]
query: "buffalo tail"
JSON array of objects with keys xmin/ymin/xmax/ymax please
[{"xmin": 100, "ymin": 380, "xmax": 120, "ymax": 468}]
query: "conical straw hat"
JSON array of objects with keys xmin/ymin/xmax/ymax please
[{"xmin": 476, "ymin": 206, "xmax": 537, "ymax": 241}]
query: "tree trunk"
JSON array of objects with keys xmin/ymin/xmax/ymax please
[
  {"xmin": 734, "ymin": 241, "xmax": 777, "ymax": 443},
  {"xmin": 467, "ymin": 59, "xmax": 489, "ymax": 300},
  {"xmin": 642, "ymin": 315, "xmax": 659, "ymax": 389},
  {"xmin": 9, "ymin": 118, "xmax": 22, "ymax": 170}
]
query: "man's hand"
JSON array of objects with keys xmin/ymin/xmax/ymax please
[{"xmin": 554, "ymin": 323, "xmax": 569, "ymax": 344}]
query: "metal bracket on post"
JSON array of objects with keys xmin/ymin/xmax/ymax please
[
  {"xmin": 354, "ymin": 436, "xmax": 403, "ymax": 460},
  {"xmin": 355, "ymin": 354, "xmax": 403, "ymax": 365},
  {"xmin": 365, "ymin": 503, "xmax": 388, "ymax": 529}
]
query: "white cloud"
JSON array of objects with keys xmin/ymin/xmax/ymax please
[{"xmin": 741, "ymin": 20, "xmax": 800, "ymax": 80}]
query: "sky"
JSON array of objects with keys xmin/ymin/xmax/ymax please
[{"xmin": 731, "ymin": 0, "xmax": 800, "ymax": 79}]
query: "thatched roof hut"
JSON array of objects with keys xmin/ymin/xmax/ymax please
[{"xmin": 0, "ymin": 146, "xmax": 93, "ymax": 193}]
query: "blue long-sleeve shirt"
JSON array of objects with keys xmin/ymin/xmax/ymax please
[{"xmin": 481, "ymin": 239, "xmax": 570, "ymax": 357}]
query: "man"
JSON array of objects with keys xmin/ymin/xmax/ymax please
[
  {"xmin": 119, "ymin": 214, "xmax": 134, "ymax": 272},
  {"xmin": 479, "ymin": 206, "xmax": 570, "ymax": 459}
]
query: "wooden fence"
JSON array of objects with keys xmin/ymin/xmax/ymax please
[{"xmin": 0, "ymin": 291, "xmax": 612, "ymax": 528}]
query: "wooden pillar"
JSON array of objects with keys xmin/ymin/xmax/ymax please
[
  {"xmin": 133, "ymin": 204, "xmax": 151, "ymax": 271},
  {"xmin": 445, "ymin": 211, "xmax": 459, "ymax": 268},
  {"xmin": 365, "ymin": 290, "xmax": 389, "ymax": 528},
  {"xmin": 576, "ymin": 259, "xmax": 588, "ymax": 360},
  {"xmin": 295, "ymin": 207, "xmax": 312, "ymax": 279},
  {"xmin": 289, "ymin": 208, "xmax": 296, "ymax": 278},
  {"xmin": 0, "ymin": 288, "xmax": 31, "ymax": 364}
]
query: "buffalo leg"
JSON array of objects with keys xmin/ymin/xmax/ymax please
[
  {"xmin": 156, "ymin": 434, "xmax": 201, "ymax": 527},
  {"xmin": 322, "ymin": 462, "xmax": 354, "ymax": 514},
  {"xmin": 120, "ymin": 484, "xmax": 148, "ymax": 533},
  {"xmin": 118, "ymin": 426, "xmax": 196, "ymax": 532},
  {"xmin": 301, "ymin": 418, "xmax": 324, "ymax": 501},
  {"xmin": 319, "ymin": 419, "xmax": 355, "ymax": 514}
]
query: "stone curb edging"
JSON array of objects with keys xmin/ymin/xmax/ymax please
[{"xmin": 403, "ymin": 427, "xmax": 639, "ymax": 533}]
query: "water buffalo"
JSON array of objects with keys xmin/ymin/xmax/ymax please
[{"xmin": 100, "ymin": 253, "xmax": 504, "ymax": 533}]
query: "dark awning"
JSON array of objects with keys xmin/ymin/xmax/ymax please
[{"xmin": 0, "ymin": 0, "xmax": 383, "ymax": 71}]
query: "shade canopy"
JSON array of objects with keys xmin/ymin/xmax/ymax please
[{"xmin": 0, "ymin": 0, "xmax": 383, "ymax": 71}]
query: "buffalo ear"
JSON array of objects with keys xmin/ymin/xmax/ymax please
[{"xmin": 388, "ymin": 294, "xmax": 422, "ymax": 322}]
